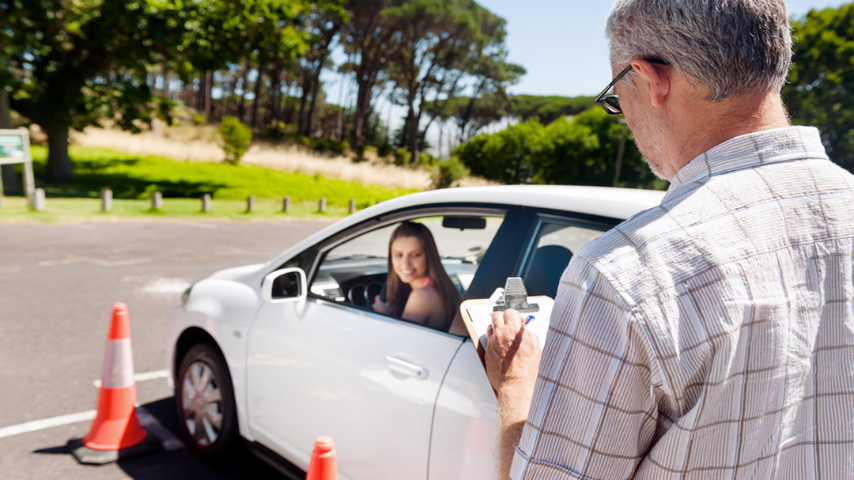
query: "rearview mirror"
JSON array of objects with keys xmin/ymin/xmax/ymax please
[
  {"xmin": 262, "ymin": 268, "xmax": 307, "ymax": 303},
  {"xmin": 442, "ymin": 216, "xmax": 486, "ymax": 230}
]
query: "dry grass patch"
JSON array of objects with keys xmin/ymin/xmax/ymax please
[{"xmin": 70, "ymin": 126, "xmax": 494, "ymax": 190}]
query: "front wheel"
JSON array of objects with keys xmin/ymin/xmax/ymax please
[{"xmin": 176, "ymin": 343, "xmax": 238, "ymax": 456}]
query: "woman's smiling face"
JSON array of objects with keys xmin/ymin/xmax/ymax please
[{"xmin": 391, "ymin": 235, "xmax": 428, "ymax": 285}]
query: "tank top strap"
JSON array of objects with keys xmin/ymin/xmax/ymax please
[{"xmin": 421, "ymin": 277, "xmax": 432, "ymax": 288}]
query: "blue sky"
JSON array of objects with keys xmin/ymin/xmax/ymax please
[{"xmin": 477, "ymin": 0, "xmax": 852, "ymax": 97}]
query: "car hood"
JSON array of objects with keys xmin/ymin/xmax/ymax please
[{"xmin": 209, "ymin": 263, "xmax": 267, "ymax": 283}]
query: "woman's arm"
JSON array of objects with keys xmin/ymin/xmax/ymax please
[{"xmin": 401, "ymin": 287, "xmax": 442, "ymax": 325}]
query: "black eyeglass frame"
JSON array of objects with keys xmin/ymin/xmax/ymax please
[{"xmin": 595, "ymin": 59, "xmax": 669, "ymax": 115}]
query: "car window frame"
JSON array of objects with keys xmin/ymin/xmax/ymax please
[
  {"xmin": 301, "ymin": 203, "xmax": 516, "ymax": 334},
  {"xmin": 510, "ymin": 207, "xmax": 625, "ymax": 279}
]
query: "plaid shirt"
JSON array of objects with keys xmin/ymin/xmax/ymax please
[{"xmin": 511, "ymin": 127, "xmax": 854, "ymax": 479}]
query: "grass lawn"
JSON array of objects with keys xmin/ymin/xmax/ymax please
[{"xmin": 0, "ymin": 146, "xmax": 419, "ymax": 223}]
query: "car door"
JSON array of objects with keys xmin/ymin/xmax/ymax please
[
  {"xmin": 428, "ymin": 208, "xmax": 620, "ymax": 480},
  {"xmin": 245, "ymin": 209, "xmax": 507, "ymax": 480}
]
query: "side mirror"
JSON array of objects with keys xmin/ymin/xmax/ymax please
[{"xmin": 262, "ymin": 268, "xmax": 307, "ymax": 303}]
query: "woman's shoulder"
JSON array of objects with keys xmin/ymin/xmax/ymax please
[{"xmin": 409, "ymin": 284, "xmax": 441, "ymax": 301}]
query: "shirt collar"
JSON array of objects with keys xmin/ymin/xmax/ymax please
[{"xmin": 664, "ymin": 126, "xmax": 828, "ymax": 202}]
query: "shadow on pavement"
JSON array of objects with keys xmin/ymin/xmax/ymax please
[{"xmin": 34, "ymin": 397, "xmax": 286, "ymax": 480}]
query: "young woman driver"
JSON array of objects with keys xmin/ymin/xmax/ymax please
[{"xmin": 372, "ymin": 221, "xmax": 462, "ymax": 331}]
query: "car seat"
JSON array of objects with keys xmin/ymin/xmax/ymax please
[{"xmin": 524, "ymin": 245, "xmax": 573, "ymax": 299}]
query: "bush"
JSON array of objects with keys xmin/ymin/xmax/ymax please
[
  {"xmin": 219, "ymin": 116, "xmax": 252, "ymax": 165},
  {"xmin": 393, "ymin": 148, "xmax": 411, "ymax": 166},
  {"xmin": 263, "ymin": 121, "xmax": 289, "ymax": 140},
  {"xmin": 416, "ymin": 152, "xmax": 437, "ymax": 168},
  {"xmin": 192, "ymin": 114, "xmax": 207, "ymax": 125},
  {"xmin": 431, "ymin": 156, "xmax": 467, "ymax": 189}
]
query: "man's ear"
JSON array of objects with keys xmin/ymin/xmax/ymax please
[{"xmin": 631, "ymin": 59, "xmax": 671, "ymax": 107}]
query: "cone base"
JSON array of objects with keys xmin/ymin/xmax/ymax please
[{"xmin": 67, "ymin": 434, "xmax": 161, "ymax": 465}]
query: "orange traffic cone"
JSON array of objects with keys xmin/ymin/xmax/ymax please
[
  {"xmin": 306, "ymin": 435, "xmax": 339, "ymax": 480},
  {"xmin": 68, "ymin": 303, "xmax": 160, "ymax": 465}
]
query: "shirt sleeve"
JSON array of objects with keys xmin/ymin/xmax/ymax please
[{"xmin": 511, "ymin": 256, "xmax": 663, "ymax": 480}]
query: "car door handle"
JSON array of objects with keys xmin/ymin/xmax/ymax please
[{"xmin": 385, "ymin": 356, "xmax": 428, "ymax": 380}]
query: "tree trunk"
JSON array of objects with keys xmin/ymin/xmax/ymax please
[
  {"xmin": 162, "ymin": 65, "xmax": 170, "ymax": 98},
  {"xmin": 265, "ymin": 62, "xmax": 281, "ymax": 127},
  {"xmin": 306, "ymin": 65, "xmax": 325, "ymax": 139},
  {"xmin": 196, "ymin": 73, "xmax": 206, "ymax": 114},
  {"xmin": 44, "ymin": 123, "xmax": 73, "ymax": 182},
  {"xmin": 204, "ymin": 70, "xmax": 213, "ymax": 118},
  {"xmin": 353, "ymin": 78, "xmax": 373, "ymax": 150},
  {"xmin": 297, "ymin": 68, "xmax": 312, "ymax": 136},
  {"xmin": 251, "ymin": 60, "xmax": 265, "ymax": 128},
  {"xmin": 237, "ymin": 60, "xmax": 249, "ymax": 123},
  {"xmin": 405, "ymin": 89, "xmax": 419, "ymax": 162}
]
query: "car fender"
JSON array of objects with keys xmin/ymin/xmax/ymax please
[{"xmin": 166, "ymin": 277, "xmax": 262, "ymax": 442}]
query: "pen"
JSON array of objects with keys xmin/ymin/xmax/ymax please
[{"xmin": 524, "ymin": 315, "xmax": 535, "ymax": 326}]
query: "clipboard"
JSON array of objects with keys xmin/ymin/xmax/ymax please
[{"xmin": 460, "ymin": 277, "xmax": 554, "ymax": 368}]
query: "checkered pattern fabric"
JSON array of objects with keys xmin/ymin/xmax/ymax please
[{"xmin": 511, "ymin": 127, "xmax": 854, "ymax": 479}]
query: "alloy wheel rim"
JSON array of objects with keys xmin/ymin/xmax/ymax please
[{"xmin": 181, "ymin": 361, "xmax": 223, "ymax": 446}]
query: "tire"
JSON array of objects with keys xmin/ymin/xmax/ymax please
[{"xmin": 175, "ymin": 343, "xmax": 238, "ymax": 456}]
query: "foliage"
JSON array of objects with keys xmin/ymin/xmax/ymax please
[
  {"xmin": 431, "ymin": 156, "xmax": 467, "ymax": 189},
  {"xmin": 393, "ymin": 148, "xmax": 412, "ymax": 166},
  {"xmin": 508, "ymin": 95, "xmax": 597, "ymax": 124},
  {"xmin": 454, "ymin": 107, "xmax": 664, "ymax": 189},
  {"xmin": 28, "ymin": 145, "xmax": 418, "ymax": 204},
  {"xmin": 416, "ymin": 151, "xmax": 437, "ymax": 167},
  {"xmin": 2, "ymin": 0, "xmax": 189, "ymax": 180},
  {"xmin": 783, "ymin": 4, "xmax": 854, "ymax": 172},
  {"xmin": 219, "ymin": 116, "xmax": 252, "ymax": 164},
  {"xmin": 311, "ymin": 138, "xmax": 350, "ymax": 155}
]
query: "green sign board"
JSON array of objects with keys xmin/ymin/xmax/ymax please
[{"xmin": 0, "ymin": 135, "xmax": 25, "ymax": 159}]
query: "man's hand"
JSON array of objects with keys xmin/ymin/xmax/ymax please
[
  {"xmin": 485, "ymin": 309, "xmax": 542, "ymax": 394},
  {"xmin": 485, "ymin": 309, "xmax": 542, "ymax": 479}
]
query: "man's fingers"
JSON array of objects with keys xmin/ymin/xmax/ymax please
[
  {"xmin": 492, "ymin": 311, "xmax": 506, "ymax": 328},
  {"xmin": 504, "ymin": 309, "xmax": 523, "ymax": 326}
]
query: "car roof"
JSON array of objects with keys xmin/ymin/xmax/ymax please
[
  {"xmin": 363, "ymin": 185, "xmax": 666, "ymax": 220},
  {"xmin": 261, "ymin": 185, "xmax": 665, "ymax": 273}
]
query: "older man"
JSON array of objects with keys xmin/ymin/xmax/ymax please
[{"xmin": 486, "ymin": 0, "xmax": 854, "ymax": 479}]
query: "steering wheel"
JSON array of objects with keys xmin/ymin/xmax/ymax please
[{"xmin": 346, "ymin": 280, "xmax": 386, "ymax": 307}]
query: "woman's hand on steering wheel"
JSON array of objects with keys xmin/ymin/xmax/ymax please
[{"xmin": 372, "ymin": 295, "xmax": 390, "ymax": 314}]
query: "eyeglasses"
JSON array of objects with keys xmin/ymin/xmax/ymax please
[{"xmin": 595, "ymin": 59, "xmax": 669, "ymax": 115}]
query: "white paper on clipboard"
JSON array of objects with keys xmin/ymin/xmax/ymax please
[{"xmin": 462, "ymin": 295, "xmax": 554, "ymax": 353}]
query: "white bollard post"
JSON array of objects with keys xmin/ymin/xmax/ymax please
[
  {"xmin": 246, "ymin": 195, "xmax": 255, "ymax": 213},
  {"xmin": 349, "ymin": 199, "xmax": 356, "ymax": 214},
  {"xmin": 33, "ymin": 188, "xmax": 45, "ymax": 212},
  {"xmin": 101, "ymin": 188, "xmax": 112, "ymax": 212},
  {"xmin": 202, "ymin": 194, "xmax": 211, "ymax": 213},
  {"xmin": 151, "ymin": 191, "xmax": 162, "ymax": 210},
  {"xmin": 318, "ymin": 197, "xmax": 326, "ymax": 213},
  {"xmin": 282, "ymin": 196, "xmax": 291, "ymax": 214}
]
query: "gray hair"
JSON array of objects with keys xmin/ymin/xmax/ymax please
[{"xmin": 605, "ymin": 0, "xmax": 792, "ymax": 101}]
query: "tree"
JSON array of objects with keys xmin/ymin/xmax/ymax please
[
  {"xmin": 296, "ymin": 2, "xmax": 349, "ymax": 136},
  {"xmin": 454, "ymin": 106, "xmax": 663, "ymax": 189},
  {"xmin": 783, "ymin": 4, "xmax": 854, "ymax": 172},
  {"xmin": 3, "ymin": 0, "xmax": 187, "ymax": 181},
  {"xmin": 507, "ymin": 95, "xmax": 596, "ymax": 124},
  {"xmin": 342, "ymin": 0, "xmax": 404, "ymax": 151},
  {"xmin": 450, "ymin": 15, "xmax": 524, "ymax": 145}
]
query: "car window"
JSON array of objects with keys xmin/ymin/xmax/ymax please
[
  {"xmin": 310, "ymin": 215, "xmax": 504, "ymax": 329},
  {"xmin": 520, "ymin": 216, "xmax": 610, "ymax": 298}
]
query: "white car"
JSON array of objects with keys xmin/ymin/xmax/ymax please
[{"xmin": 166, "ymin": 185, "xmax": 664, "ymax": 479}]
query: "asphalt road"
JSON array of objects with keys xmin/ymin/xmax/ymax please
[{"xmin": 0, "ymin": 220, "xmax": 332, "ymax": 480}]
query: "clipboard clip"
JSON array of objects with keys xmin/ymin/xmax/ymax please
[{"xmin": 492, "ymin": 277, "xmax": 539, "ymax": 313}]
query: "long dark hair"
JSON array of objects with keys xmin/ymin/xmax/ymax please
[{"xmin": 386, "ymin": 221, "xmax": 462, "ymax": 329}]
